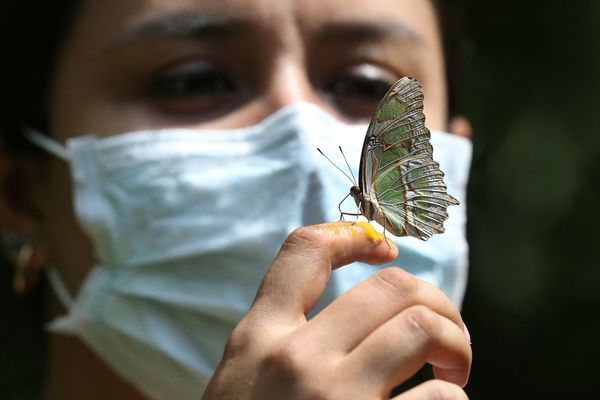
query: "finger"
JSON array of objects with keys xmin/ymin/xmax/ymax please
[
  {"xmin": 392, "ymin": 380, "xmax": 468, "ymax": 400},
  {"xmin": 345, "ymin": 305, "xmax": 472, "ymax": 393},
  {"xmin": 251, "ymin": 222, "xmax": 397, "ymax": 324},
  {"xmin": 304, "ymin": 266, "xmax": 465, "ymax": 352}
]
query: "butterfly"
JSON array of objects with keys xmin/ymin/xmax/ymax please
[{"xmin": 344, "ymin": 77, "xmax": 459, "ymax": 240}]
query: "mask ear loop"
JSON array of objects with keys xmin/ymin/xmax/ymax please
[
  {"xmin": 22, "ymin": 129, "xmax": 73, "ymax": 308},
  {"xmin": 23, "ymin": 128, "xmax": 71, "ymax": 161},
  {"xmin": 45, "ymin": 267, "xmax": 75, "ymax": 310}
]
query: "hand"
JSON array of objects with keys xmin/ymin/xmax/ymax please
[{"xmin": 202, "ymin": 222, "xmax": 472, "ymax": 399}]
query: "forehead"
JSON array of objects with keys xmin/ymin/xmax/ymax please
[{"xmin": 71, "ymin": 0, "xmax": 440, "ymax": 48}]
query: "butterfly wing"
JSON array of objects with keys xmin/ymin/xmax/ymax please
[{"xmin": 359, "ymin": 77, "xmax": 459, "ymax": 240}]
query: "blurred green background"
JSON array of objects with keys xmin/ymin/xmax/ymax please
[
  {"xmin": 459, "ymin": 0, "xmax": 600, "ymax": 397},
  {"xmin": 2, "ymin": 1, "xmax": 599, "ymax": 399}
]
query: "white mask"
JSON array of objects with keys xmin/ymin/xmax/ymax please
[{"xmin": 27, "ymin": 103, "xmax": 471, "ymax": 400}]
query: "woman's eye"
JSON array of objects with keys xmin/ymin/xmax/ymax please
[
  {"xmin": 322, "ymin": 65, "xmax": 398, "ymax": 120},
  {"xmin": 147, "ymin": 62, "xmax": 239, "ymax": 115}
]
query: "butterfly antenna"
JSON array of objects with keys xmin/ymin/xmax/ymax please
[
  {"xmin": 338, "ymin": 146, "xmax": 357, "ymax": 186},
  {"xmin": 317, "ymin": 148, "xmax": 355, "ymax": 184}
]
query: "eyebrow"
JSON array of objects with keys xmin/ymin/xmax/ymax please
[
  {"xmin": 119, "ymin": 13, "xmax": 252, "ymax": 42},
  {"xmin": 115, "ymin": 15, "xmax": 424, "ymax": 49},
  {"xmin": 318, "ymin": 21, "xmax": 424, "ymax": 44}
]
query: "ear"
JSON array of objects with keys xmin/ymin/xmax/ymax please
[
  {"xmin": 448, "ymin": 115, "xmax": 473, "ymax": 139},
  {"xmin": 0, "ymin": 151, "xmax": 50, "ymax": 273}
]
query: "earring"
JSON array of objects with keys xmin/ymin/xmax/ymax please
[
  {"xmin": 1, "ymin": 233, "xmax": 43, "ymax": 295},
  {"xmin": 13, "ymin": 243, "xmax": 34, "ymax": 294}
]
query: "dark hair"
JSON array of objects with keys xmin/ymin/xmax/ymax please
[
  {"xmin": 0, "ymin": 4, "xmax": 82, "ymax": 395},
  {"xmin": 432, "ymin": 0, "xmax": 465, "ymax": 120},
  {"xmin": 0, "ymin": 1, "xmax": 83, "ymax": 154},
  {"xmin": 0, "ymin": 1, "xmax": 464, "ymax": 155}
]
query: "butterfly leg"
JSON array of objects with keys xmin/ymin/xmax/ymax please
[
  {"xmin": 340, "ymin": 212, "xmax": 361, "ymax": 222},
  {"xmin": 378, "ymin": 206, "xmax": 392, "ymax": 249},
  {"xmin": 382, "ymin": 222, "xmax": 391, "ymax": 249},
  {"xmin": 338, "ymin": 192, "xmax": 352, "ymax": 221},
  {"xmin": 341, "ymin": 202, "xmax": 363, "ymax": 225},
  {"xmin": 373, "ymin": 191, "xmax": 392, "ymax": 248},
  {"xmin": 350, "ymin": 201, "xmax": 365, "ymax": 226}
]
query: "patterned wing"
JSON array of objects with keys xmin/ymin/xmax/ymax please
[{"xmin": 359, "ymin": 77, "xmax": 459, "ymax": 240}]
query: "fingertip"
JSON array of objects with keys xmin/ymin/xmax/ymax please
[
  {"xmin": 352, "ymin": 221, "xmax": 398, "ymax": 262},
  {"xmin": 433, "ymin": 366, "xmax": 470, "ymax": 388},
  {"xmin": 320, "ymin": 221, "xmax": 398, "ymax": 267},
  {"xmin": 463, "ymin": 323, "xmax": 471, "ymax": 344}
]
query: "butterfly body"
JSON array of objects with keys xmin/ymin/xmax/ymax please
[
  {"xmin": 349, "ymin": 184, "xmax": 390, "ymax": 233},
  {"xmin": 350, "ymin": 77, "xmax": 459, "ymax": 241}
]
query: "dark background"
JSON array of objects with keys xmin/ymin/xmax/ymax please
[
  {"xmin": 2, "ymin": 1, "xmax": 599, "ymax": 399},
  {"xmin": 459, "ymin": 0, "xmax": 600, "ymax": 398}
]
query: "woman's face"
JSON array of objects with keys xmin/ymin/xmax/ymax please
[{"xmin": 33, "ymin": 0, "xmax": 448, "ymax": 301}]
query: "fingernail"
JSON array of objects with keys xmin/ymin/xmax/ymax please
[{"xmin": 463, "ymin": 323, "xmax": 471, "ymax": 344}]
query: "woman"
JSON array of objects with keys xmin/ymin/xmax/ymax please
[{"xmin": 0, "ymin": 0, "xmax": 472, "ymax": 398}]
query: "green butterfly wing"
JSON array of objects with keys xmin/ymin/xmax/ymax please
[{"xmin": 359, "ymin": 77, "xmax": 459, "ymax": 240}]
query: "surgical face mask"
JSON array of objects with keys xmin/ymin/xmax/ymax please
[{"xmin": 26, "ymin": 103, "xmax": 471, "ymax": 400}]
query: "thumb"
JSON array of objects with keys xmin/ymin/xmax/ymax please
[{"xmin": 251, "ymin": 222, "xmax": 398, "ymax": 325}]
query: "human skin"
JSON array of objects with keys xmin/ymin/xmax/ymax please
[
  {"xmin": 203, "ymin": 223, "xmax": 471, "ymax": 399},
  {"xmin": 0, "ymin": 0, "xmax": 471, "ymax": 398}
]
